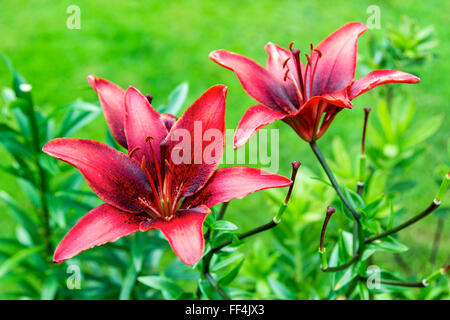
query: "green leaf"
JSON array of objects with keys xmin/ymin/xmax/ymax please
[
  {"xmin": 131, "ymin": 233, "xmax": 144, "ymax": 273},
  {"xmin": 333, "ymin": 265, "xmax": 358, "ymax": 291},
  {"xmin": 403, "ymin": 115, "xmax": 443, "ymax": 149},
  {"xmin": 162, "ymin": 82, "xmax": 188, "ymax": 116},
  {"xmin": 209, "ymin": 220, "xmax": 238, "ymax": 231},
  {"xmin": 1, "ymin": 54, "xmax": 31, "ymax": 101},
  {"xmin": 119, "ymin": 265, "xmax": 137, "ymax": 300},
  {"xmin": 0, "ymin": 246, "xmax": 43, "ymax": 278},
  {"xmin": 338, "ymin": 230, "xmax": 353, "ymax": 262},
  {"xmin": 57, "ymin": 101, "xmax": 101, "ymax": 137},
  {"xmin": 41, "ymin": 274, "xmax": 59, "ymax": 300},
  {"xmin": 268, "ymin": 278, "xmax": 295, "ymax": 300},
  {"xmin": 138, "ymin": 276, "xmax": 183, "ymax": 299},
  {"xmin": 0, "ymin": 191, "xmax": 39, "ymax": 243},
  {"xmin": 218, "ymin": 258, "xmax": 245, "ymax": 286},
  {"xmin": 376, "ymin": 100, "xmax": 395, "ymax": 142},
  {"xmin": 369, "ymin": 236, "xmax": 409, "ymax": 253},
  {"xmin": 211, "ymin": 253, "xmax": 244, "ymax": 272},
  {"xmin": 358, "ymin": 281, "xmax": 370, "ymax": 300}
]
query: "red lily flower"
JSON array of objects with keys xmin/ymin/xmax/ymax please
[
  {"xmin": 43, "ymin": 77, "xmax": 292, "ymax": 265},
  {"xmin": 209, "ymin": 22, "xmax": 420, "ymax": 145}
]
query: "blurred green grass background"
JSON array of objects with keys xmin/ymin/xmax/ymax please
[{"xmin": 0, "ymin": 0, "xmax": 448, "ymax": 277}]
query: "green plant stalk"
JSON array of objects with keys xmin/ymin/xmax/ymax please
[
  {"xmin": 22, "ymin": 87, "xmax": 52, "ymax": 259},
  {"xmin": 365, "ymin": 200, "xmax": 440, "ymax": 244},
  {"xmin": 310, "ymin": 141, "xmax": 364, "ymax": 271},
  {"xmin": 357, "ymin": 154, "xmax": 366, "ymax": 196},
  {"xmin": 318, "ymin": 248, "xmax": 327, "ymax": 270},
  {"xmin": 310, "ymin": 141, "xmax": 361, "ymax": 221}
]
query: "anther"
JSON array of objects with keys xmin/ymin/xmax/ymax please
[
  {"xmin": 283, "ymin": 69, "xmax": 290, "ymax": 81},
  {"xmin": 314, "ymin": 48, "xmax": 322, "ymax": 58},
  {"xmin": 128, "ymin": 146, "xmax": 141, "ymax": 159},
  {"xmin": 289, "ymin": 41, "xmax": 295, "ymax": 51},
  {"xmin": 304, "ymin": 53, "xmax": 312, "ymax": 66}
]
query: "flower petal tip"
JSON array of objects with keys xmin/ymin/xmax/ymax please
[{"xmin": 87, "ymin": 74, "xmax": 98, "ymax": 91}]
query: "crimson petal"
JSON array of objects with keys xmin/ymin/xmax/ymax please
[
  {"xmin": 312, "ymin": 22, "xmax": 368, "ymax": 96},
  {"xmin": 265, "ymin": 42, "xmax": 301, "ymax": 105},
  {"xmin": 43, "ymin": 138, "xmax": 152, "ymax": 212},
  {"xmin": 166, "ymin": 85, "xmax": 227, "ymax": 198},
  {"xmin": 140, "ymin": 206, "xmax": 210, "ymax": 265},
  {"xmin": 183, "ymin": 167, "xmax": 292, "ymax": 209},
  {"xmin": 349, "ymin": 70, "xmax": 420, "ymax": 99},
  {"xmin": 209, "ymin": 49, "xmax": 296, "ymax": 113},
  {"xmin": 88, "ymin": 75, "xmax": 128, "ymax": 148},
  {"xmin": 286, "ymin": 92, "xmax": 352, "ymax": 141},
  {"xmin": 124, "ymin": 86, "xmax": 168, "ymax": 166},
  {"xmin": 54, "ymin": 204, "xmax": 148, "ymax": 263},
  {"xmin": 234, "ymin": 104, "xmax": 288, "ymax": 149}
]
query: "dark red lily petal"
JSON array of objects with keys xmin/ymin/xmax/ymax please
[
  {"xmin": 167, "ymin": 85, "xmax": 227, "ymax": 198},
  {"xmin": 209, "ymin": 50, "xmax": 297, "ymax": 113},
  {"xmin": 88, "ymin": 75, "xmax": 128, "ymax": 148},
  {"xmin": 287, "ymin": 92, "xmax": 352, "ymax": 141},
  {"xmin": 349, "ymin": 70, "xmax": 420, "ymax": 99},
  {"xmin": 234, "ymin": 104, "xmax": 288, "ymax": 149},
  {"xmin": 54, "ymin": 204, "xmax": 148, "ymax": 263},
  {"xmin": 124, "ymin": 87, "xmax": 168, "ymax": 167},
  {"xmin": 42, "ymin": 138, "xmax": 153, "ymax": 212},
  {"xmin": 265, "ymin": 42, "xmax": 302, "ymax": 105},
  {"xmin": 311, "ymin": 22, "xmax": 368, "ymax": 96},
  {"xmin": 183, "ymin": 167, "xmax": 292, "ymax": 209},
  {"xmin": 140, "ymin": 205, "xmax": 210, "ymax": 265}
]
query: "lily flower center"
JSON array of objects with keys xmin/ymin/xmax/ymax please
[
  {"xmin": 283, "ymin": 42, "xmax": 322, "ymax": 106},
  {"xmin": 130, "ymin": 137, "xmax": 183, "ymax": 221}
]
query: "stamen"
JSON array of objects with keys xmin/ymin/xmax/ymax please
[
  {"xmin": 310, "ymin": 48, "xmax": 322, "ymax": 97},
  {"xmin": 282, "ymin": 57, "xmax": 291, "ymax": 68},
  {"xmin": 291, "ymin": 48, "xmax": 306, "ymax": 102},
  {"xmin": 140, "ymin": 156, "xmax": 164, "ymax": 216},
  {"xmin": 283, "ymin": 69, "xmax": 290, "ymax": 81},
  {"xmin": 314, "ymin": 48, "xmax": 322, "ymax": 57},
  {"xmin": 145, "ymin": 136, "xmax": 164, "ymax": 197},
  {"xmin": 128, "ymin": 146, "xmax": 141, "ymax": 159}
]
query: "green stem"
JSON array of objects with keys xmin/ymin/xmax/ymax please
[
  {"xmin": 205, "ymin": 273, "xmax": 230, "ymax": 300},
  {"xmin": 310, "ymin": 141, "xmax": 360, "ymax": 221},
  {"xmin": 321, "ymin": 255, "xmax": 360, "ymax": 273},
  {"xmin": 365, "ymin": 201, "xmax": 440, "ymax": 244},
  {"xmin": 358, "ymin": 276, "xmax": 425, "ymax": 288},
  {"xmin": 23, "ymin": 88, "xmax": 52, "ymax": 259},
  {"xmin": 310, "ymin": 141, "xmax": 364, "ymax": 271},
  {"xmin": 210, "ymin": 219, "xmax": 279, "ymax": 255}
]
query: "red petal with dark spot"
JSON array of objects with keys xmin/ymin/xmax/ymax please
[
  {"xmin": 166, "ymin": 85, "xmax": 227, "ymax": 198},
  {"xmin": 43, "ymin": 138, "xmax": 153, "ymax": 212},
  {"xmin": 183, "ymin": 167, "xmax": 292, "ymax": 209}
]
